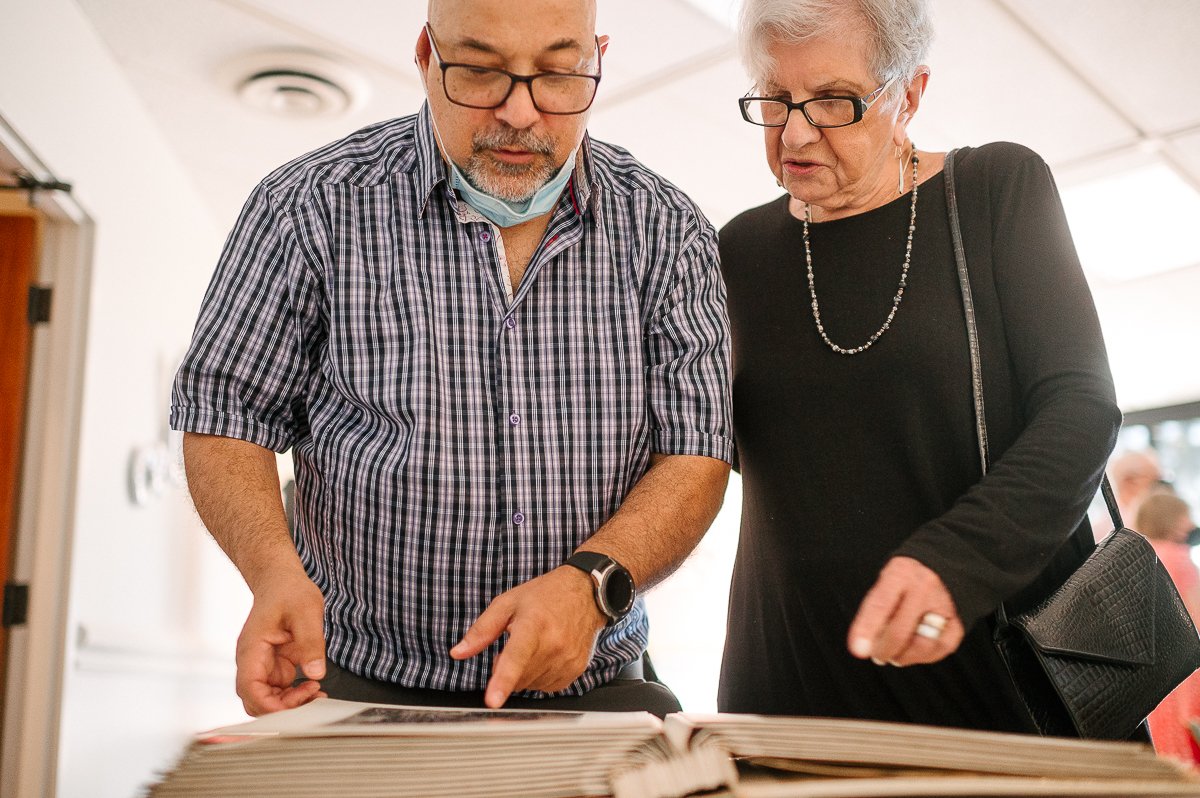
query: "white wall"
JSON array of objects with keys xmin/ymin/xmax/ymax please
[{"xmin": 1, "ymin": 2, "xmax": 250, "ymax": 796}]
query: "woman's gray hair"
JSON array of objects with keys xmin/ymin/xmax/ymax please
[{"xmin": 739, "ymin": 0, "xmax": 933, "ymax": 90}]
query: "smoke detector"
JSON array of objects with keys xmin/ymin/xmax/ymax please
[{"xmin": 224, "ymin": 49, "xmax": 370, "ymax": 118}]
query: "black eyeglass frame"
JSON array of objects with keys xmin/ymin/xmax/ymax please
[
  {"xmin": 425, "ymin": 24, "xmax": 603, "ymax": 115},
  {"xmin": 738, "ymin": 77, "xmax": 897, "ymax": 129}
]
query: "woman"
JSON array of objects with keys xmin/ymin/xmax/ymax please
[
  {"xmin": 718, "ymin": 0, "xmax": 1122, "ymax": 733},
  {"xmin": 1137, "ymin": 493, "xmax": 1200, "ymax": 763}
]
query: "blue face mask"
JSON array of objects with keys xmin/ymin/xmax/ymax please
[{"xmin": 446, "ymin": 148, "xmax": 576, "ymax": 229}]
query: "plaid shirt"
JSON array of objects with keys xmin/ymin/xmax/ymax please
[{"xmin": 170, "ymin": 105, "xmax": 733, "ymax": 694}]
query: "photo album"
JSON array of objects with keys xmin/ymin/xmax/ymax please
[{"xmin": 146, "ymin": 698, "xmax": 1200, "ymax": 797}]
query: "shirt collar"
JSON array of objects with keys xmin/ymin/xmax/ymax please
[
  {"xmin": 414, "ymin": 102, "xmax": 600, "ymax": 222},
  {"xmin": 414, "ymin": 103, "xmax": 448, "ymax": 219},
  {"xmin": 570, "ymin": 134, "xmax": 598, "ymax": 218}
]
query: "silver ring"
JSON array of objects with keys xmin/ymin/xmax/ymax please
[
  {"xmin": 915, "ymin": 622, "xmax": 943, "ymax": 640},
  {"xmin": 920, "ymin": 612, "xmax": 948, "ymax": 631}
]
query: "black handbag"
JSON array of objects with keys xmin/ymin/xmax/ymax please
[{"xmin": 943, "ymin": 148, "xmax": 1200, "ymax": 740}]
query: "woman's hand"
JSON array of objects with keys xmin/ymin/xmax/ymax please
[{"xmin": 847, "ymin": 556, "xmax": 965, "ymax": 667}]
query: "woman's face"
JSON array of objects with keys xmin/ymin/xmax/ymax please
[{"xmin": 759, "ymin": 32, "xmax": 912, "ymax": 215}]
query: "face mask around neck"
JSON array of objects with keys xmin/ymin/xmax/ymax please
[
  {"xmin": 446, "ymin": 146, "xmax": 576, "ymax": 228},
  {"xmin": 418, "ymin": 78, "xmax": 577, "ymax": 228}
]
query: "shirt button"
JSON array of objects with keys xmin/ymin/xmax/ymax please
[
  {"xmin": 509, "ymin": 413, "xmax": 521, "ymax": 426},
  {"xmin": 480, "ymin": 231, "xmax": 492, "ymax": 242},
  {"xmin": 512, "ymin": 512, "xmax": 525, "ymax": 526},
  {"xmin": 504, "ymin": 316, "xmax": 517, "ymax": 330}
]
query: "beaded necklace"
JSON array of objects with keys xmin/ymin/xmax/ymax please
[{"xmin": 802, "ymin": 152, "xmax": 919, "ymax": 355}]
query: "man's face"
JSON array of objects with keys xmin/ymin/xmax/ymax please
[{"xmin": 417, "ymin": 0, "xmax": 602, "ymax": 202}]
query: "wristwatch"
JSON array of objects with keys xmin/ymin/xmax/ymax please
[{"xmin": 565, "ymin": 551, "xmax": 635, "ymax": 626}]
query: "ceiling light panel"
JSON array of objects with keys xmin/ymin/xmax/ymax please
[
  {"xmin": 1061, "ymin": 159, "xmax": 1200, "ymax": 283},
  {"xmin": 226, "ymin": 50, "xmax": 370, "ymax": 117}
]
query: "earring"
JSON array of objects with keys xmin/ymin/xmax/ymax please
[{"xmin": 897, "ymin": 147, "xmax": 905, "ymax": 195}]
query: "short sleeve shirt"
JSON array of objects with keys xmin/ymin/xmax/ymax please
[{"xmin": 170, "ymin": 104, "xmax": 733, "ymax": 694}]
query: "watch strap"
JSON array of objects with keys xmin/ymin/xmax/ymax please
[{"xmin": 565, "ymin": 551, "xmax": 612, "ymax": 576}]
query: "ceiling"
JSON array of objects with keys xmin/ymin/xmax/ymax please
[{"xmin": 74, "ymin": 0, "xmax": 1200, "ymax": 284}]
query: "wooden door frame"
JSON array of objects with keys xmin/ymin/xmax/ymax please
[
  {"xmin": 0, "ymin": 214, "xmax": 38, "ymax": 707},
  {"xmin": 0, "ymin": 116, "xmax": 93, "ymax": 798}
]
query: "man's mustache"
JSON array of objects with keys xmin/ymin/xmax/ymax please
[{"xmin": 472, "ymin": 127, "xmax": 554, "ymax": 156}]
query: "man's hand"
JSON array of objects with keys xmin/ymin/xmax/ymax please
[
  {"xmin": 182, "ymin": 433, "xmax": 327, "ymax": 714},
  {"xmin": 846, "ymin": 556, "xmax": 965, "ymax": 667},
  {"xmin": 235, "ymin": 572, "xmax": 329, "ymax": 715},
  {"xmin": 450, "ymin": 566, "xmax": 605, "ymax": 708}
]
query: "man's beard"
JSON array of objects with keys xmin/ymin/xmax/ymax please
[{"xmin": 463, "ymin": 126, "xmax": 560, "ymax": 202}]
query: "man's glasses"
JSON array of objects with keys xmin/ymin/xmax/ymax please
[
  {"xmin": 739, "ymin": 78, "xmax": 896, "ymax": 128},
  {"xmin": 425, "ymin": 24, "xmax": 602, "ymax": 115}
]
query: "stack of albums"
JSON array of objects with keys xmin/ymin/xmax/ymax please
[
  {"xmin": 145, "ymin": 699, "xmax": 731, "ymax": 798},
  {"xmin": 147, "ymin": 698, "xmax": 1200, "ymax": 797}
]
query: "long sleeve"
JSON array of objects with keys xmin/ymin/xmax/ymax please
[{"xmin": 895, "ymin": 146, "xmax": 1122, "ymax": 631}]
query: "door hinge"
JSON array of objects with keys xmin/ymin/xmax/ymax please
[
  {"xmin": 28, "ymin": 285, "xmax": 52, "ymax": 324},
  {"xmin": 2, "ymin": 582, "xmax": 29, "ymax": 628}
]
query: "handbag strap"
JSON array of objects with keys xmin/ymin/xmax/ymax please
[
  {"xmin": 943, "ymin": 149, "xmax": 990, "ymax": 475},
  {"xmin": 941, "ymin": 149, "xmax": 1125, "ymax": 630}
]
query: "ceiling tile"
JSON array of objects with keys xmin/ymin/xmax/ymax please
[
  {"xmin": 588, "ymin": 54, "xmax": 779, "ymax": 229},
  {"xmin": 241, "ymin": 0, "xmax": 738, "ymax": 98},
  {"xmin": 72, "ymin": 0, "xmax": 1188, "ymax": 227},
  {"xmin": 595, "ymin": 0, "xmax": 736, "ymax": 98},
  {"xmin": 77, "ymin": 0, "xmax": 411, "ymax": 87},
  {"xmin": 911, "ymin": 0, "xmax": 1139, "ymax": 165},
  {"xmin": 1165, "ymin": 128, "xmax": 1200, "ymax": 191},
  {"xmin": 76, "ymin": 0, "xmax": 423, "ymax": 225},
  {"xmin": 1002, "ymin": 0, "xmax": 1200, "ymax": 136},
  {"xmin": 129, "ymin": 61, "xmax": 424, "ymax": 228},
  {"xmin": 239, "ymin": 0, "xmax": 424, "ymax": 75}
]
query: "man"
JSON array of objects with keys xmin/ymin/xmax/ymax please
[
  {"xmin": 170, "ymin": 0, "xmax": 732, "ymax": 718},
  {"xmin": 1111, "ymin": 449, "xmax": 1164, "ymax": 520},
  {"xmin": 1093, "ymin": 449, "xmax": 1165, "ymax": 539}
]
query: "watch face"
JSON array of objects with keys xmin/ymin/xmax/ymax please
[{"xmin": 603, "ymin": 567, "xmax": 635, "ymax": 617}]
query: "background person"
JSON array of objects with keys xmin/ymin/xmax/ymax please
[
  {"xmin": 1136, "ymin": 493, "xmax": 1200, "ymax": 763},
  {"xmin": 1093, "ymin": 448, "xmax": 1169, "ymax": 539}
]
